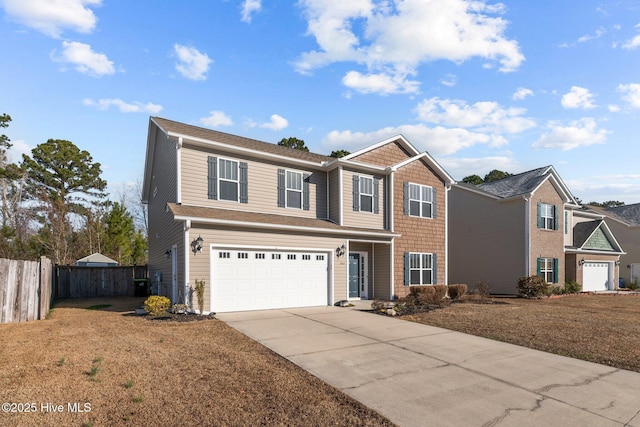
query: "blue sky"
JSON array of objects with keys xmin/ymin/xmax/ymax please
[{"xmin": 2, "ymin": 0, "xmax": 640, "ymax": 203}]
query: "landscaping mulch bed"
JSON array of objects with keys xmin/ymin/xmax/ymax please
[
  {"xmin": 400, "ymin": 293, "xmax": 640, "ymax": 373},
  {"xmin": 0, "ymin": 297, "xmax": 395, "ymax": 426}
]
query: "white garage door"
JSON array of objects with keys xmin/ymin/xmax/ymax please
[
  {"xmin": 211, "ymin": 248, "xmax": 329, "ymax": 313},
  {"xmin": 583, "ymin": 262, "xmax": 610, "ymax": 292}
]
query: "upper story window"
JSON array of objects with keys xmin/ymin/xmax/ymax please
[
  {"xmin": 404, "ymin": 182, "xmax": 436, "ymax": 219},
  {"xmin": 278, "ymin": 169, "xmax": 310, "ymax": 210},
  {"xmin": 207, "ymin": 156, "xmax": 248, "ymax": 203},
  {"xmin": 352, "ymin": 175, "xmax": 379, "ymax": 214},
  {"xmin": 359, "ymin": 177, "xmax": 373, "ymax": 212},
  {"xmin": 286, "ymin": 170, "xmax": 303, "ymax": 209},
  {"xmin": 537, "ymin": 202, "xmax": 558, "ymax": 230}
]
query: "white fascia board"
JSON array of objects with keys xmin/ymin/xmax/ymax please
[
  {"xmin": 571, "ymin": 209, "xmax": 604, "ymax": 219},
  {"xmin": 142, "ymin": 119, "xmax": 161, "ymax": 204},
  {"xmin": 342, "ymin": 134, "xmax": 420, "ymax": 161},
  {"xmin": 565, "ymin": 248, "xmax": 626, "ymax": 255},
  {"xmin": 324, "ymin": 158, "xmax": 391, "ymax": 174},
  {"xmin": 166, "ymin": 130, "xmax": 325, "ymax": 170},
  {"xmin": 391, "ymin": 152, "xmax": 455, "ymax": 184},
  {"xmin": 531, "ymin": 168, "xmax": 578, "ymax": 205},
  {"xmin": 172, "ymin": 214, "xmax": 400, "ymax": 239},
  {"xmin": 599, "ymin": 220, "xmax": 625, "ymax": 252}
]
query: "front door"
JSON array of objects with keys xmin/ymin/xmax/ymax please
[{"xmin": 348, "ymin": 252, "xmax": 368, "ymax": 299}]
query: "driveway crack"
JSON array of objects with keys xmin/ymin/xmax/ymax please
[
  {"xmin": 481, "ymin": 397, "xmax": 545, "ymax": 427},
  {"xmin": 534, "ymin": 369, "xmax": 618, "ymax": 393}
]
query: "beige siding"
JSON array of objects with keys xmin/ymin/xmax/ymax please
[
  {"xmin": 341, "ymin": 169, "xmax": 385, "ymax": 230},
  {"xmin": 449, "ymin": 186, "xmax": 526, "ymax": 295},
  {"xmin": 328, "ymin": 168, "xmax": 340, "ymax": 223},
  {"xmin": 372, "ymin": 243, "xmax": 392, "ymax": 300},
  {"xmin": 180, "ymin": 144, "xmax": 327, "ymax": 219},
  {"xmin": 186, "ymin": 225, "xmax": 348, "ymax": 313},
  {"xmin": 147, "ymin": 132, "xmax": 184, "ymax": 302},
  {"xmin": 529, "ymin": 180, "xmax": 565, "ymax": 284}
]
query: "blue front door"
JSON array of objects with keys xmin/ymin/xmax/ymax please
[{"xmin": 348, "ymin": 253, "xmax": 360, "ymax": 298}]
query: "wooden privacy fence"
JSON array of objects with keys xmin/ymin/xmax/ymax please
[
  {"xmin": 0, "ymin": 257, "xmax": 53, "ymax": 324},
  {"xmin": 54, "ymin": 265, "xmax": 148, "ymax": 299}
]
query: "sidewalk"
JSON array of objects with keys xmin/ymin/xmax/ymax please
[{"xmin": 218, "ymin": 306, "xmax": 640, "ymax": 427}]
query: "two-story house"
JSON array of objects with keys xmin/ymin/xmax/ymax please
[
  {"xmin": 449, "ymin": 166, "xmax": 624, "ymax": 294},
  {"xmin": 142, "ymin": 117, "xmax": 454, "ymax": 313}
]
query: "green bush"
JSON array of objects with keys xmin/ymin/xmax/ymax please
[
  {"xmin": 564, "ymin": 280, "xmax": 581, "ymax": 294},
  {"xmin": 517, "ymin": 276, "xmax": 550, "ymax": 298},
  {"xmin": 448, "ymin": 284, "xmax": 468, "ymax": 300},
  {"xmin": 144, "ymin": 296, "xmax": 171, "ymax": 316}
]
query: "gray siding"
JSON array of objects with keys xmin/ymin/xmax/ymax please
[
  {"xmin": 604, "ymin": 220, "xmax": 640, "ymax": 285},
  {"xmin": 449, "ymin": 186, "xmax": 526, "ymax": 294},
  {"xmin": 180, "ymin": 143, "xmax": 327, "ymax": 219},
  {"xmin": 342, "ymin": 169, "xmax": 385, "ymax": 230},
  {"xmin": 373, "ymin": 243, "xmax": 392, "ymax": 300},
  {"xmin": 328, "ymin": 168, "xmax": 341, "ymax": 224}
]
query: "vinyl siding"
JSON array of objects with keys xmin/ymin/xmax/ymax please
[
  {"xmin": 449, "ymin": 186, "xmax": 526, "ymax": 295},
  {"xmin": 603, "ymin": 219, "xmax": 640, "ymax": 285},
  {"xmin": 180, "ymin": 143, "xmax": 327, "ymax": 219},
  {"xmin": 147, "ymin": 132, "xmax": 184, "ymax": 302},
  {"xmin": 373, "ymin": 243, "xmax": 391, "ymax": 300},
  {"xmin": 341, "ymin": 169, "xmax": 385, "ymax": 230},
  {"xmin": 328, "ymin": 168, "xmax": 340, "ymax": 224},
  {"xmin": 186, "ymin": 226, "xmax": 348, "ymax": 313}
]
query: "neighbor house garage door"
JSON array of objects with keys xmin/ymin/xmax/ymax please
[
  {"xmin": 582, "ymin": 262, "xmax": 610, "ymax": 292},
  {"xmin": 211, "ymin": 248, "xmax": 329, "ymax": 313}
]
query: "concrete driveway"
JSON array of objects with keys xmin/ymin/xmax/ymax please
[{"xmin": 217, "ymin": 306, "xmax": 640, "ymax": 427}]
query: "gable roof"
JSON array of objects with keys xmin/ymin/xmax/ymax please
[
  {"xmin": 571, "ymin": 220, "xmax": 624, "ymax": 253},
  {"xmin": 76, "ymin": 253, "xmax": 118, "ymax": 265},
  {"xmin": 460, "ymin": 165, "xmax": 579, "ymax": 204},
  {"xmin": 603, "ymin": 203, "xmax": 640, "ymax": 227}
]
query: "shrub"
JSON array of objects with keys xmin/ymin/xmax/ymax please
[
  {"xmin": 628, "ymin": 278, "xmax": 639, "ymax": 291},
  {"xmin": 448, "ymin": 284, "xmax": 468, "ymax": 300},
  {"xmin": 144, "ymin": 296, "xmax": 171, "ymax": 316},
  {"xmin": 517, "ymin": 276, "xmax": 550, "ymax": 298},
  {"xmin": 564, "ymin": 280, "xmax": 581, "ymax": 294},
  {"xmin": 408, "ymin": 286, "xmax": 436, "ymax": 305},
  {"xmin": 370, "ymin": 300, "xmax": 387, "ymax": 312},
  {"xmin": 193, "ymin": 279, "xmax": 206, "ymax": 314},
  {"xmin": 433, "ymin": 284, "xmax": 447, "ymax": 301},
  {"xmin": 476, "ymin": 281, "xmax": 492, "ymax": 298}
]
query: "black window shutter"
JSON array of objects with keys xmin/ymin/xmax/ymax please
[
  {"xmin": 303, "ymin": 173, "xmax": 310, "ymax": 211},
  {"xmin": 537, "ymin": 202, "xmax": 543, "ymax": 228},
  {"xmin": 536, "ymin": 258, "xmax": 542, "ymax": 276},
  {"xmin": 208, "ymin": 156, "xmax": 217, "ymax": 200},
  {"xmin": 432, "ymin": 253, "xmax": 438, "ymax": 284},
  {"xmin": 432, "ymin": 187, "xmax": 438, "ymax": 218},
  {"xmin": 553, "ymin": 258, "xmax": 559, "ymax": 283},
  {"xmin": 277, "ymin": 169, "xmax": 285, "ymax": 207},
  {"xmin": 404, "ymin": 252, "xmax": 410, "ymax": 286},
  {"xmin": 373, "ymin": 178, "xmax": 379, "ymax": 214},
  {"xmin": 239, "ymin": 162, "xmax": 248, "ymax": 204},
  {"xmin": 403, "ymin": 182, "xmax": 409, "ymax": 215},
  {"xmin": 352, "ymin": 175, "xmax": 360, "ymax": 211},
  {"xmin": 553, "ymin": 205, "xmax": 558, "ymax": 230}
]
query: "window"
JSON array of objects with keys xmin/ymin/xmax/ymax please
[
  {"xmin": 287, "ymin": 254, "xmax": 296, "ymax": 260},
  {"xmin": 538, "ymin": 203, "xmax": 557, "ymax": 230},
  {"xmin": 286, "ymin": 170, "xmax": 302, "ymax": 209},
  {"xmin": 408, "ymin": 253, "xmax": 433, "ymax": 285},
  {"xmin": 359, "ymin": 177, "xmax": 373, "ymax": 212},
  {"xmin": 407, "ymin": 183, "xmax": 434, "ymax": 218},
  {"xmin": 219, "ymin": 252, "xmax": 230, "ymax": 259},
  {"xmin": 207, "ymin": 156, "xmax": 248, "ymax": 203},
  {"xmin": 255, "ymin": 253, "xmax": 265, "ymax": 259},
  {"xmin": 237, "ymin": 252, "xmax": 248, "ymax": 259},
  {"xmin": 219, "ymin": 159, "xmax": 239, "ymax": 201},
  {"xmin": 316, "ymin": 255, "xmax": 325, "ymax": 261},
  {"xmin": 538, "ymin": 257, "xmax": 558, "ymax": 284},
  {"xmin": 272, "ymin": 254, "xmax": 281, "ymax": 260},
  {"xmin": 302, "ymin": 254, "xmax": 311, "ymax": 260}
]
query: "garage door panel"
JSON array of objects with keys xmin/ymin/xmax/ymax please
[
  {"xmin": 583, "ymin": 262, "xmax": 610, "ymax": 292},
  {"xmin": 211, "ymin": 248, "xmax": 329, "ymax": 312}
]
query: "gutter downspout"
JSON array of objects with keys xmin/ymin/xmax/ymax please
[
  {"xmin": 445, "ymin": 184, "xmax": 451, "ymax": 285},
  {"xmin": 176, "ymin": 137, "xmax": 183, "ymax": 205},
  {"xmin": 524, "ymin": 195, "xmax": 531, "ymax": 276},
  {"xmin": 183, "ymin": 219, "xmax": 191, "ymax": 306}
]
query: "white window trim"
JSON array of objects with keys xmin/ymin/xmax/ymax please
[
  {"xmin": 540, "ymin": 203, "xmax": 554, "ymax": 230},
  {"xmin": 218, "ymin": 157, "xmax": 239, "ymax": 202},
  {"xmin": 359, "ymin": 176, "xmax": 374, "ymax": 213},
  {"xmin": 409, "ymin": 252, "xmax": 433, "ymax": 286},
  {"xmin": 409, "ymin": 183, "xmax": 433, "ymax": 219},
  {"xmin": 540, "ymin": 257, "xmax": 555, "ymax": 284},
  {"xmin": 286, "ymin": 169, "xmax": 303, "ymax": 210}
]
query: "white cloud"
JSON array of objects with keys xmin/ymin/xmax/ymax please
[
  {"xmin": 618, "ymin": 83, "xmax": 640, "ymax": 108},
  {"xmin": 415, "ymin": 97, "xmax": 535, "ymax": 134},
  {"xmin": 512, "ymin": 87, "xmax": 533, "ymax": 100},
  {"xmin": 532, "ymin": 118, "xmax": 609, "ymax": 151},
  {"xmin": 173, "ymin": 44, "xmax": 212, "ymax": 81},
  {"xmin": 341, "ymin": 70, "xmax": 420, "ymax": 95},
  {"xmin": 240, "ymin": 0, "xmax": 261, "ymax": 23},
  {"xmin": 577, "ymin": 28, "xmax": 605, "ymax": 43},
  {"xmin": 82, "ymin": 98, "xmax": 162, "ymax": 113},
  {"xmin": 566, "ymin": 175, "xmax": 640, "ymax": 204},
  {"xmin": 323, "ymin": 123, "xmax": 506, "ymax": 157},
  {"xmin": 200, "ymin": 111, "xmax": 233, "ymax": 127},
  {"xmin": 561, "ymin": 86, "xmax": 596, "ymax": 109},
  {"xmin": 1, "ymin": 0, "xmax": 101, "ymax": 38},
  {"xmin": 6, "ymin": 139, "xmax": 31, "ymax": 163},
  {"xmin": 608, "ymin": 104, "xmax": 621, "ymax": 113},
  {"xmin": 440, "ymin": 74, "xmax": 457, "ymax": 87},
  {"xmin": 621, "ymin": 25, "xmax": 640, "ymax": 50},
  {"xmin": 53, "ymin": 41, "xmax": 114, "ymax": 76},
  {"xmin": 294, "ymin": 0, "xmax": 524, "ymax": 82},
  {"xmin": 260, "ymin": 114, "xmax": 288, "ymax": 131}
]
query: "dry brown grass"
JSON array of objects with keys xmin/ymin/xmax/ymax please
[
  {"xmin": 403, "ymin": 294, "xmax": 640, "ymax": 372},
  {"xmin": 0, "ymin": 297, "xmax": 395, "ymax": 427}
]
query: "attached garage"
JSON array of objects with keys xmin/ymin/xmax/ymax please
[
  {"xmin": 582, "ymin": 262, "xmax": 612, "ymax": 292},
  {"xmin": 210, "ymin": 247, "xmax": 330, "ymax": 313}
]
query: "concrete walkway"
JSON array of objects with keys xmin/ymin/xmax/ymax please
[{"xmin": 218, "ymin": 306, "xmax": 640, "ymax": 427}]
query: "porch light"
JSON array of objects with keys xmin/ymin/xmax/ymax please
[
  {"xmin": 579, "ymin": 259, "xmax": 585, "ymax": 266},
  {"xmin": 191, "ymin": 236, "xmax": 204, "ymax": 254},
  {"xmin": 336, "ymin": 244, "xmax": 345, "ymax": 257},
  {"xmin": 165, "ymin": 250, "xmax": 171, "ymax": 259}
]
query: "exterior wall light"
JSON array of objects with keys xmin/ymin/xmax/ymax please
[
  {"xmin": 336, "ymin": 244, "xmax": 346, "ymax": 257},
  {"xmin": 191, "ymin": 236, "xmax": 204, "ymax": 254}
]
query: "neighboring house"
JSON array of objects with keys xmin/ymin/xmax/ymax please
[
  {"xmin": 76, "ymin": 253, "xmax": 119, "ymax": 267},
  {"xmin": 449, "ymin": 166, "xmax": 624, "ymax": 294},
  {"xmin": 587, "ymin": 203, "xmax": 640, "ymax": 287},
  {"xmin": 142, "ymin": 117, "xmax": 454, "ymax": 313}
]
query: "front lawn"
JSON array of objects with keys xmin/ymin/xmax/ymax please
[{"xmin": 402, "ymin": 294, "xmax": 640, "ymax": 372}]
